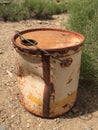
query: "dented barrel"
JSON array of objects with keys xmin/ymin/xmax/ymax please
[{"xmin": 12, "ymin": 28, "xmax": 84, "ymax": 118}]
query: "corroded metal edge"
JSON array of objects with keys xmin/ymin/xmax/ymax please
[
  {"xmin": 12, "ymin": 28, "xmax": 85, "ymax": 54},
  {"xmin": 41, "ymin": 54, "xmax": 52, "ymax": 117}
]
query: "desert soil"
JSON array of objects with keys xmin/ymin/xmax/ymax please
[{"xmin": 0, "ymin": 14, "xmax": 98, "ymax": 130}]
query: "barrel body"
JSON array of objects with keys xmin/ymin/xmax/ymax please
[{"xmin": 12, "ymin": 28, "xmax": 84, "ymax": 118}]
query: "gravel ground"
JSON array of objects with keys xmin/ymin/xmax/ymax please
[{"xmin": 0, "ymin": 14, "xmax": 98, "ymax": 130}]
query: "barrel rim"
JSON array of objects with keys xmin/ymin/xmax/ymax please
[{"xmin": 12, "ymin": 28, "xmax": 85, "ymax": 53}]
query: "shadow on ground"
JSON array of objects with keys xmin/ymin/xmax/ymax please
[{"xmin": 60, "ymin": 81, "xmax": 98, "ymax": 119}]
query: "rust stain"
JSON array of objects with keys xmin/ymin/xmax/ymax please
[
  {"xmin": 60, "ymin": 58, "xmax": 72, "ymax": 68},
  {"xmin": 16, "ymin": 66, "xmax": 23, "ymax": 77},
  {"xmin": 41, "ymin": 54, "xmax": 51, "ymax": 117},
  {"xmin": 53, "ymin": 47, "xmax": 82, "ymax": 59},
  {"xmin": 62, "ymin": 104, "xmax": 68, "ymax": 108},
  {"xmin": 66, "ymin": 69, "xmax": 76, "ymax": 85},
  {"xmin": 58, "ymin": 48, "xmax": 69, "ymax": 55},
  {"xmin": 16, "ymin": 59, "xmax": 23, "ymax": 77},
  {"xmin": 66, "ymin": 78, "xmax": 73, "ymax": 84},
  {"xmin": 72, "ymin": 46, "xmax": 79, "ymax": 51}
]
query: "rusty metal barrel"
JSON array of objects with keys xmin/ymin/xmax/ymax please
[{"xmin": 12, "ymin": 28, "xmax": 84, "ymax": 118}]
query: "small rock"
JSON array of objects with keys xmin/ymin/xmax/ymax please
[
  {"xmin": 11, "ymin": 114, "xmax": 16, "ymax": 118},
  {"xmin": 37, "ymin": 20, "xmax": 42, "ymax": 24},
  {"xmin": 0, "ymin": 50, "xmax": 3, "ymax": 54},
  {"xmin": 55, "ymin": 118, "xmax": 60, "ymax": 123},
  {"xmin": 0, "ymin": 64, "xmax": 2, "ymax": 68},
  {"xmin": 26, "ymin": 123, "xmax": 30, "ymax": 128},
  {"xmin": 37, "ymin": 118, "xmax": 41, "ymax": 121},
  {"xmin": 1, "ymin": 118, "xmax": 5, "ymax": 122},
  {"xmin": 0, "ymin": 106, "xmax": 3, "ymax": 112},
  {"xmin": 6, "ymin": 70, "xmax": 13, "ymax": 77}
]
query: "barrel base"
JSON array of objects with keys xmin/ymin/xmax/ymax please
[{"xmin": 20, "ymin": 92, "xmax": 77, "ymax": 118}]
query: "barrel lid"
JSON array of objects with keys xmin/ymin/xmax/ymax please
[{"xmin": 12, "ymin": 28, "xmax": 84, "ymax": 52}]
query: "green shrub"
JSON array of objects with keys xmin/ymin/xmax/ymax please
[
  {"xmin": 0, "ymin": 2, "xmax": 27, "ymax": 21},
  {"xmin": 0, "ymin": 0, "xmax": 67, "ymax": 21},
  {"xmin": 67, "ymin": 0, "xmax": 98, "ymax": 84},
  {"xmin": 22, "ymin": 0, "xmax": 67, "ymax": 19}
]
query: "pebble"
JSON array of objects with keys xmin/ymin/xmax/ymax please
[
  {"xmin": 11, "ymin": 114, "xmax": 16, "ymax": 118},
  {"xmin": 92, "ymin": 111, "xmax": 98, "ymax": 118},
  {"xmin": 80, "ymin": 113, "xmax": 93, "ymax": 120},
  {"xmin": 26, "ymin": 123, "xmax": 30, "ymax": 128},
  {"xmin": 37, "ymin": 118, "xmax": 41, "ymax": 121},
  {"xmin": 55, "ymin": 118, "xmax": 60, "ymax": 123},
  {"xmin": 0, "ymin": 64, "xmax": 1, "ymax": 68},
  {"xmin": 0, "ymin": 106, "xmax": 3, "ymax": 112},
  {"xmin": 37, "ymin": 20, "xmax": 43, "ymax": 24},
  {"xmin": 1, "ymin": 118, "xmax": 5, "ymax": 122},
  {"xmin": 0, "ymin": 51, "xmax": 3, "ymax": 54},
  {"xmin": 6, "ymin": 70, "xmax": 13, "ymax": 77},
  {"xmin": 53, "ymin": 128, "xmax": 59, "ymax": 130}
]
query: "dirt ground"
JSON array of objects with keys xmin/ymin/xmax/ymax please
[{"xmin": 0, "ymin": 14, "xmax": 98, "ymax": 130}]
